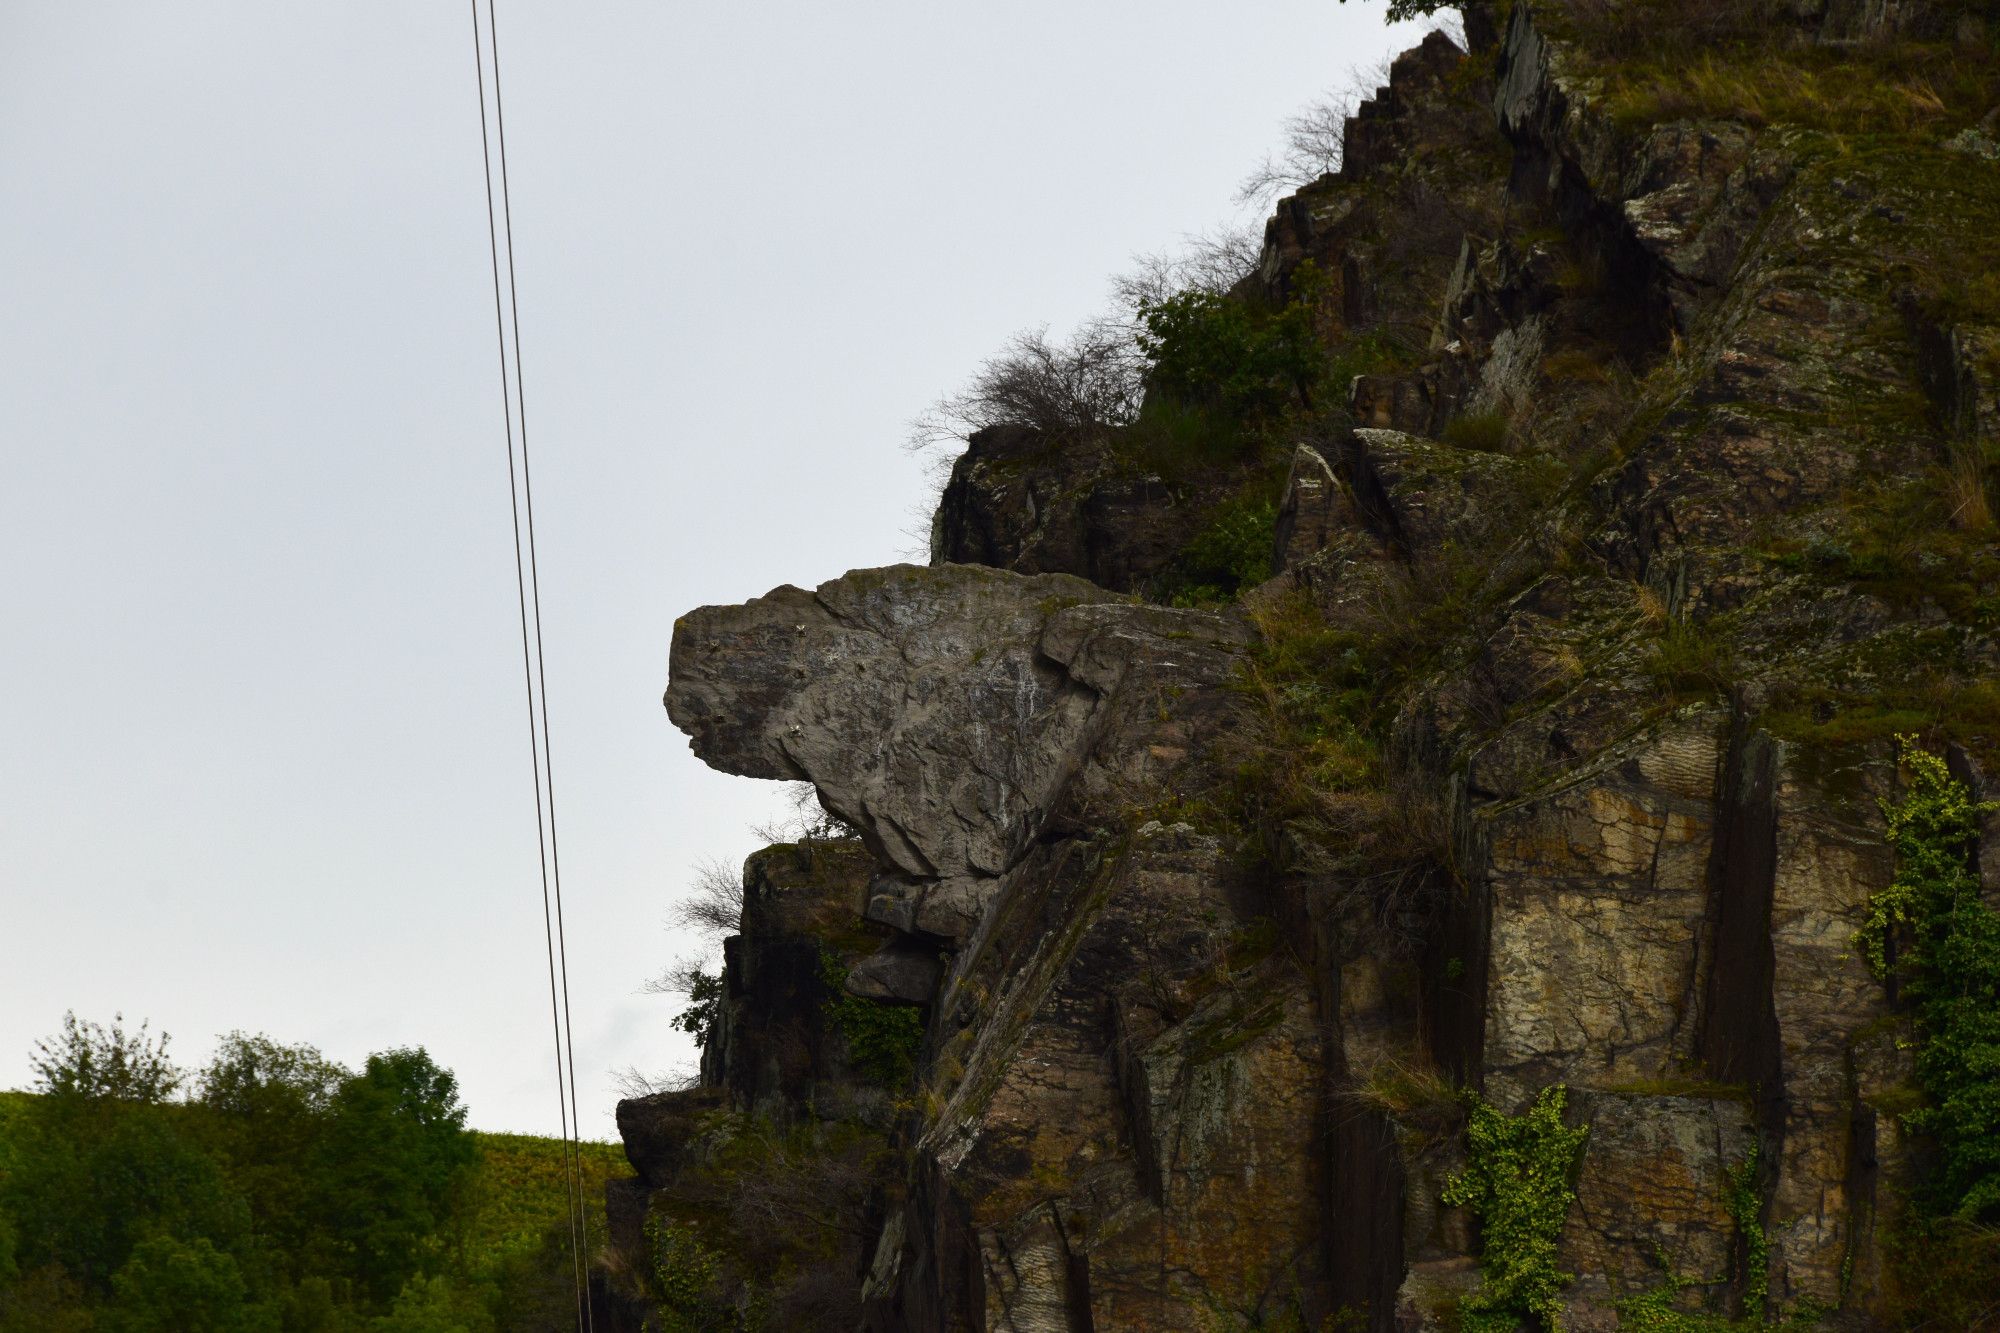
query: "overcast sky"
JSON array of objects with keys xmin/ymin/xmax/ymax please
[{"xmin": 0, "ymin": 2, "xmax": 1441, "ymax": 1135}]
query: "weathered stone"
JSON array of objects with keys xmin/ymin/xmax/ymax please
[
  {"xmin": 1561, "ymin": 1092, "xmax": 1757, "ymax": 1309},
  {"xmin": 930, "ymin": 424, "xmax": 1248, "ymax": 596},
  {"xmin": 623, "ymin": 9, "xmax": 2000, "ymax": 1327},
  {"xmin": 667, "ymin": 564, "xmax": 1122, "ymax": 882},
  {"xmin": 1479, "ymin": 717, "xmax": 1724, "ymax": 1104},
  {"xmin": 616, "ymin": 1086, "xmax": 727, "ymax": 1189},
  {"xmin": 845, "ymin": 940, "xmax": 942, "ymax": 1004},
  {"xmin": 1272, "ymin": 443, "xmax": 1350, "ymax": 577},
  {"xmin": 1344, "ymin": 428, "xmax": 1538, "ymax": 557}
]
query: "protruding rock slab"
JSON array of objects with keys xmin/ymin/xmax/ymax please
[
  {"xmin": 667, "ymin": 564, "xmax": 1122, "ymax": 881},
  {"xmin": 668, "ymin": 562, "xmax": 1250, "ymax": 904}
]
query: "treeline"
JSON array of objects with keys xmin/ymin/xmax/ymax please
[{"xmin": 0, "ymin": 1013, "xmax": 612, "ymax": 1332}]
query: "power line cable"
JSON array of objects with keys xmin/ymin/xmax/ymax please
[
  {"xmin": 468, "ymin": 3, "xmax": 593, "ymax": 1327},
  {"xmin": 483, "ymin": 6, "xmax": 594, "ymax": 1303}
]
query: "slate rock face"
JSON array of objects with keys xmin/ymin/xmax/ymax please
[
  {"xmin": 617, "ymin": 5, "xmax": 2000, "ymax": 1328},
  {"xmin": 668, "ymin": 565, "xmax": 1122, "ymax": 881},
  {"xmin": 929, "ymin": 425, "xmax": 1256, "ymax": 597}
]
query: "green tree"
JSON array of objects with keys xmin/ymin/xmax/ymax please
[
  {"xmin": 370, "ymin": 1275, "xmax": 491, "ymax": 1333},
  {"xmin": 316, "ymin": 1049, "xmax": 476, "ymax": 1305},
  {"xmin": 3, "ymin": 1087, "xmax": 248, "ymax": 1295},
  {"xmin": 31, "ymin": 1012, "xmax": 180, "ymax": 1104},
  {"xmin": 194, "ymin": 1033, "xmax": 350, "ymax": 1281},
  {"xmin": 107, "ymin": 1235, "xmax": 251, "ymax": 1333},
  {"xmin": 1136, "ymin": 264, "xmax": 1329, "ymax": 423}
]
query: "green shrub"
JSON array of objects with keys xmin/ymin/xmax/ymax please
[
  {"xmin": 1724, "ymin": 1147, "xmax": 1768, "ymax": 1318},
  {"xmin": 1647, "ymin": 617, "xmax": 1735, "ymax": 698},
  {"xmin": 1137, "ymin": 263, "xmax": 1329, "ymax": 422},
  {"xmin": 1442, "ymin": 1085, "xmax": 1590, "ymax": 1332},
  {"xmin": 1153, "ymin": 495, "xmax": 1278, "ymax": 606},
  {"xmin": 1859, "ymin": 741, "xmax": 2000, "ymax": 1220},
  {"xmin": 645, "ymin": 1216, "xmax": 735, "ymax": 1333},
  {"xmin": 818, "ymin": 953, "xmax": 924, "ymax": 1087}
]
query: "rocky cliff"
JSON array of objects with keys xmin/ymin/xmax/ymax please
[{"xmin": 613, "ymin": 3, "xmax": 2000, "ymax": 1328}]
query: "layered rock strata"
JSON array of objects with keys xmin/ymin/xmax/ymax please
[{"xmin": 614, "ymin": 4, "xmax": 2000, "ymax": 1328}]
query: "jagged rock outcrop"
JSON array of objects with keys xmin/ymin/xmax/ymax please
[
  {"xmin": 668, "ymin": 564, "xmax": 1253, "ymax": 945},
  {"xmin": 930, "ymin": 426, "xmax": 1245, "ymax": 597},
  {"xmin": 616, "ymin": 4, "xmax": 2000, "ymax": 1328}
]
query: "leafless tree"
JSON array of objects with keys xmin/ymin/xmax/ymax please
[
  {"xmin": 610, "ymin": 1063, "xmax": 700, "ymax": 1098},
  {"xmin": 642, "ymin": 954, "xmax": 713, "ymax": 999},
  {"xmin": 669, "ymin": 856, "xmax": 743, "ymax": 940},
  {"xmin": 1109, "ymin": 223, "xmax": 1262, "ymax": 316},
  {"xmin": 1235, "ymin": 97, "xmax": 1355, "ymax": 210},
  {"xmin": 908, "ymin": 320, "xmax": 1146, "ymax": 455},
  {"xmin": 751, "ymin": 780, "xmax": 860, "ymax": 846}
]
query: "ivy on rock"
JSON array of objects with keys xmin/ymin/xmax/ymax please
[{"xmin": 1443, "ymin": 1084, "xmax": 1590, "ymax": 1331}]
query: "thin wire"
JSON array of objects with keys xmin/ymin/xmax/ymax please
[
  {"xmin": 468, "ymin": 4, "xmax": 589, "ymax": 1328},
  {"xmin": 483, "ymin": 9, "xmax": 594, "ymax": 1319}
]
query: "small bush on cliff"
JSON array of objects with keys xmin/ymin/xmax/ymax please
[
  {"xmin": 818, "ymin": 952, "xmax": 924, "ymax": 1087},
  {"xmin": 1722, "ymin": 1147, "xmax": 1769, "ymax": 1318},
  {"xmin": 1153, "ymin": 494, "xmax": 1278, "ymax": 606},
  {"xmin": 1137, "ymin": 262, "xmax": 1330, "ymax": 422},
  {"xmin": 1859, "ymin": 740, "xmax": 2000, "ymax": 1221},
  {"xmin": 1443, "ymin": 1084, "xmax": 1590, "ymax": 1332}
]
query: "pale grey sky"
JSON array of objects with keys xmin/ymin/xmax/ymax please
[{"xmin": 0, "ymin": 2, "xmax": 1437, "ymax": 1134}]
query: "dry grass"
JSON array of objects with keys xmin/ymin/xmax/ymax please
[
  {"xmin": 1602, "ymin": 48, "xmax": 1984, "ymax": 135},
  {"xmin": 1945, "ymin": 443, "xmax": 1995, "ymax": 531},
  {"xmin": 1350, "ymin": 1057, "xmax": 1460, "ymax": 1117}
]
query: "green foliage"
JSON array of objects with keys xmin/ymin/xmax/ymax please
[
  {"xmin": 316, "ymin": 1049, "xmax": 478, "ymax": 1304},
  {"xmin": 1595, "ymin": 42, "xmax": 1997, "ymax": 137},
  {"xmin": 818, "ymin": 952, "xmax": 925, "ymax": 1087},
  {"xmin": 1859, "ymin": 741, "xmax": 2000, "ymax": 1221},
  {"xmin": 1723, "ymin": 1149, "xmax": 1767, "ymax": 1317},
  {"xmin": 106, "ymin": 1235, "xmax": 251, "ymax": 1333},
  {"xmin": 1336, "ymin": 0, "xmax": 1456, "ymax": 20},
  {"xmin": 1230, "ymin": 592, "xmax": 1408, "ymax": 877},
  {"xmin": 672, "ymin": 968, "xmax": 726, "ymax": 1047},
  {"xmin": 1138, "ymin": 263, "xmax": 1330, "ymax": 423},
  {"xmin": 194, "ymin": 1032, "xmax": 349, "ymax": 1284},
  {"xmin": 646, "ymin": 1216, "xmax": 737, "ymax": 1333},
  {"xmin": 370, "ymin": 1275, "xmax": 491, "ymax": 1333},
  {"xmin": 3, "ymin": 1093, "xmax": 250, "ymax": 1295},
  {"xmin": 1443, "ymin": 1085, "xmax": 1590, "ymax": 1331},
  {"xmin": 1154, "ymin": 495, "xmax": 1278, "ymax": 606},
  {"xmin": 0, "ymin": 1019, "xmax": 593, "ymax": 1331},
  {"xmin": 31, "ymin": 1012, "xmax": 180, "ymax": 1105}
]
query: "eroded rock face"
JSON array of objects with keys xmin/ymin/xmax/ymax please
[
  {"xmin": 930, "ymin": 426, "xmax": 1251, "ymax": 597},
  {"xmin": 618, "ymin": 6, "xmax": 2000, "ymax": 1328},
  {"xmin": 668, "ymin": 564, "xmax": 1251, "ymax": 939},
  {"xmin": 668, "ymin": 565, "xmax": 1122, "ymax": 881}
]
